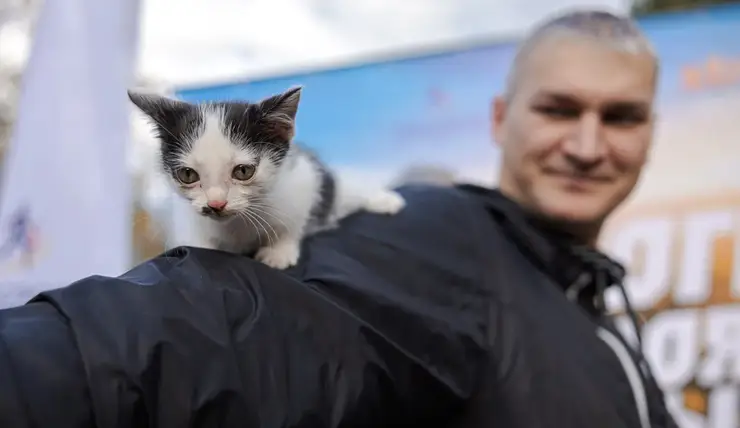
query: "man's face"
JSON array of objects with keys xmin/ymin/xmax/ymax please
[{"xmin": 493, "ymin": 35, "xmax": 656, "ymax": 230}]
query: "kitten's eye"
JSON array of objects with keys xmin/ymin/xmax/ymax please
[
  {"xmin": 175, "ymin": 167, "xmax": 199, "ymax": 185},
  {"xmin": 232, "ymin": 164, "xmax": 256, "ymax": 181}
]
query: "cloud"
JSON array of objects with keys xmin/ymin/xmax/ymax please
[
  {"xmin": 138, "ymin": 0, "xmax": 355, "ymax": 84},
  {"xmin": 0, "ymin": 20, "xmax": 32, "ymax": 70},
  {"xmin": 4, "ymin": 0, "xmax": 631, "ymax": 85}
]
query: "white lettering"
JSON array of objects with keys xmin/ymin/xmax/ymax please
[
  {"xmin": 707, "ymin": 384, "xmax": 738, "ymax": 428},
  {"xmin": 675, "ymin": 211, "xmax": 733, "ymax": 305},
  {"xmin": 732, "ymin": 210, "xmax": 740, "ymax": 299},
  {"xmin": 606, "ymin": 218, "xmax": 673, "ymax": 311},
  {"xmin": 602, "ymin": 206, "xmax": 740, "ymax": 428},
  {"xmin": 697, "ymin": 305, "xmax": 740, "ymax": 387},
  {"xmin": 643, "ymin": 309, "xmax": 699, "ymax": 389},
  {"xmin": 665, "ymin": 391, "xmax": 704, "ymax": 428}
]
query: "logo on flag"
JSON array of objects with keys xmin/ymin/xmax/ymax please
[{"xmin": 0, "ymin": 204, "xmax": 46, "ymax": 274}]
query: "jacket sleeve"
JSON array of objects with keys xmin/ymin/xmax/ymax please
[
  {"xmin": 0, "ymin": 185, "xmax": 491, "ymax": 428},
  {"xmin": 0, "ymin": 301, "xmax": 94, "ymax": 427}
]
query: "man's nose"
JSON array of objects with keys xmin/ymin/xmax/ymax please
[{"xmin": 562, "ymin": 112, "xmax": 606, "ymax": 167}]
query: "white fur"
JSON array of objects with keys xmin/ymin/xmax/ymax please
[{"xmin": 168, "ymin": 110, "xmax": 405, "ymax": 269}]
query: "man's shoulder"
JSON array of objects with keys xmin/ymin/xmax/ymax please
[
  {"xmin": 304, "ymin": 184, "xmax": 497, "ymax": 263},
  {"xmin": 298, "ymin": 184, "xmax": 491, "ymax": 377},
  {"xmin": 395, "ymin": 183, "xmax": 486, "ymax": 211},
  {"xmin": 302, "ymin": 183, "xmax": 495, "ymax": 287},
  {"xmin": 343, "ymin": 183, "xmax": 491, "ymax": 236}
]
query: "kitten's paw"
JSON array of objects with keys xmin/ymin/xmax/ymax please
[
  {"xmin": 364, "ymin": 190, "xmax": 406, "ymax": 215},
  {"xmin": 255, "ymin": 241, "xmax": 301, "ymax": 269}
]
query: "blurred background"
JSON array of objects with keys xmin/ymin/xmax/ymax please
[{"xmin": 0, "ymin": 0, "xmax": 739, "ymax": 426}]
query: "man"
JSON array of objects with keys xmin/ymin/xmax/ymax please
[{"xmin": 0, "ymin": 9, "xmax": 678, "ymax": 428}]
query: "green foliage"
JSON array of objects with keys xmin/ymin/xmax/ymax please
[{"xmin": 632, "ymin": 0, "xmax": 740, "ymax": 15}]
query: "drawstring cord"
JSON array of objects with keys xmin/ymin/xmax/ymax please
[
  {"xmin": 594, "ymin": 267, "xmax": 644, "ymax": 349},
  {"xmin": 616, "ymin": 278, "xmax": 644, "ymax": 351},
  {"xmin": 570, "ymin": 246, "xmax": 649, "ymax": 373},
  {"xmin": 581, "ymin": 249, "xmax": 678, "ymax": 427},
  {"xmin": 600, "ymin": 265, "xmax": 676, "ymax": 428}
]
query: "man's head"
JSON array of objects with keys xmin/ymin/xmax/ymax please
[{"xmin": 492, "ymin": 10, "xmax": 658, "ymax": 243}]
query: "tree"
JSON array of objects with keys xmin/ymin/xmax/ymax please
[{"xmin": 632, "ymin": 0, "xmax": 740, "ymax": 16}]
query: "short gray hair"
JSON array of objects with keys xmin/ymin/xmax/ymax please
[{"xmin": 505, "ymin": 10, "xmax": 658, "ymax": 99}]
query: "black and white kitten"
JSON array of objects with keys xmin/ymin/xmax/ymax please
[{"xmin": 128, "ymin": 86, "xmax": 405, "ymax": 269}]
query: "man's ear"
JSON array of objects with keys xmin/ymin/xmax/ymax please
[
  {"xmin": 491, "ymin": 95, "xmax": 508, "ymax": 147},
  {"xmin": 643, "ymin": 111, "xmax": 658, "ymax": 164}
]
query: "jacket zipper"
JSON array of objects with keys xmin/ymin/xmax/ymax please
[
  {"xmin": 567, "ymin": 275, "xmax": 651, "ymax": 428},
  {"xmin": 597, "ymin": 327, "xmax": 651, "ymax": 428}
]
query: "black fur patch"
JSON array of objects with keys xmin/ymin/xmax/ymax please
[
  {"xmin": 218, "ymin": 102, "xmax": 291, "ymax": 164},
  {"xmin": 128, "ymin": 89, "xmax": 300, "ymax": 177},
  {"xmin": 127, "ymin": 93, "xmax": 203, "ymax": 175},
  {"xmin": 298, "ymin": 146, "xmax": 336, "ymax": 228}
]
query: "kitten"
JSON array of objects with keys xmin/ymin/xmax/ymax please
[{"xmin": 128, "ymin": 86, "xmax": 405, "ymax": 269}]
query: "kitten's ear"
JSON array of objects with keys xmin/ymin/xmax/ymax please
[
  {"xmin": 255, "ymin": 86, "xmax": 302, "ymax": 142},
  {"xmin": 258, "ymin": 86, "xmax": 302, "ymax": 121},
  {"xmin": 127, "ymin": 90, "xmax": 194, "ymax": 127}
]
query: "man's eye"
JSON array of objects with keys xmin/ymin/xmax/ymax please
[
  {"xmin": 602, "ymin": 112, "xmax": 647, "ymax": 126},
  {"xmin": 534, "ymin": 106, "xmax": 580, "ymax": 119}
]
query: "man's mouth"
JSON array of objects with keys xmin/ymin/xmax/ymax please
[{"xmin": 547, "ymin": 170, "xmax": 612, "ymax": 183}]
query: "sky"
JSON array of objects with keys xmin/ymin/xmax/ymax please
[
  {"xmin": 137, "ymin": 0, "xmax": 630, "ymax": 86},
  {"xmin": 0, "ymin": 0, "xmax": 632, "ymax": 87}
]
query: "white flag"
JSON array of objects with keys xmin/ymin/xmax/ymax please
[{"xmin": 0, "ymin": 0, "xmax": 141, "ymax": 307}]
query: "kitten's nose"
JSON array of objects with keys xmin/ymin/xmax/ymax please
[{"xmin": 206, "ymin": 200, "xmax": 228, "ymax": 211}]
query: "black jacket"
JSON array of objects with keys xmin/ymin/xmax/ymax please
[{"xmin": 0, "ymin": 185, "xmax": 677, "ymax": 428}]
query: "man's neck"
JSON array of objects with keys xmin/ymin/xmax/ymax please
[{"xmin": 496, "ymin": 184, "xmax": 603, "ymax": 248}]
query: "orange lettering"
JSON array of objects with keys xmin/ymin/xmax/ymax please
[
  {"xmin": 680, "ymin": 56, "xmax": 740, "ymax": 92},
  {"xmin": 682, "ymin": 67, "xmax": 703, "ymax": 91}
]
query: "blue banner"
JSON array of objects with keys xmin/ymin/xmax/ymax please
[{"xmin": 177, "ymin": 5, "xmax": 740, "ymax": 186}]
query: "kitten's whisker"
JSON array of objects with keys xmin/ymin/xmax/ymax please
[
  {"xmin": 236, "ymin": 212, "xmax": 264, "ymax": 247},
  {"xmin": 247, "ymin": 209, "xmax": 280, "ymax": 245},
  {"xmin": 250, "ymin": 198, "xmax": 299, "ymax": 213},
  {"xmin": 243, "ymin": 210, "xmax": 275, "ymax": 246},
  {"xmin": 247, "ymin": 205, "xmax": 294, "ymax": 230},
  {"xmin": 253, "ymin": 211, "xmax": 280, "ymax": 245},
  {"xmin": 253, "ymin": 197, "xmax": 302, "ymax": 213},
  {"xmin": 248, "ymin": 200, "xmax": 300, "ymax": 226}
]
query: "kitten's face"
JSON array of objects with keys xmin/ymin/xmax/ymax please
[{"xmin": 129, "ymin": 87, "xmax": 301, "ymax": 220}]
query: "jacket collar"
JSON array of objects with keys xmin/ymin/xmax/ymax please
[{"xmin": 458, "ymin": 184, "xmax": 626, "ymax": 312}]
